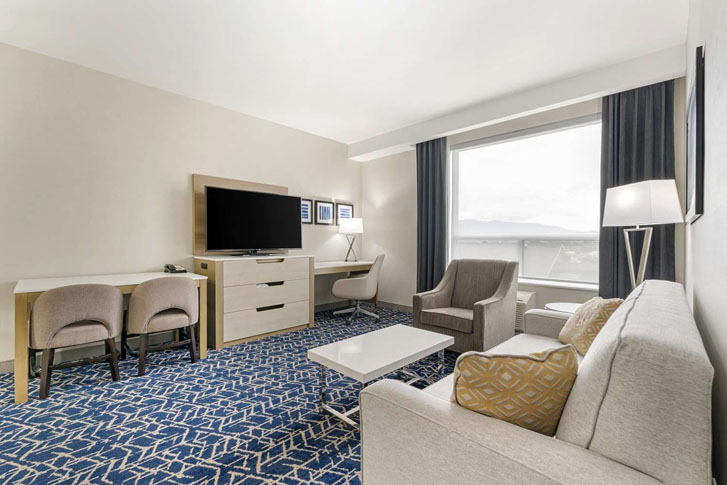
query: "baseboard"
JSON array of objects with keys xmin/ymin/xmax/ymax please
[
  {"xmin": 0, "ymin": 331, "xmax": 176, "ymax": 376},
  {"xmin": 377, "ymin": 301, "xmax": 413, "ymax": 313}
]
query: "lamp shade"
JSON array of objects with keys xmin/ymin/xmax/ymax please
[
  {"xmin": 602, "ymin": 179, "xmax": 684, "ymax": 227},
  {"xmin": 338, "ymin": 217, "xmax": 364, "ymax": 234}
]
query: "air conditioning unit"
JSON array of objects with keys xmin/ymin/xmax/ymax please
[{"xmin": 515, "ymin": 291, "xmax": 536, "ymax": 333}]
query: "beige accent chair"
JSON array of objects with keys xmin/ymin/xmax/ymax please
[
  {"xmin": 332, "ymin": 254, "xmax": 385, "ymax": 322},
  {"xmin": 125, "ymin": 277, "xmax": 199, "ymax": 376},
  {"xmin": 30, "ymin": 284, "xmax": 123, "ymax": 399},
  {"xmin": 413, "ymin": 259, "xmax": 518, "ymax": 353}
]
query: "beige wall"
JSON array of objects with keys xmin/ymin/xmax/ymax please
[
  {"xmin": 362, "ymin": 101, "xmax": 604, "ymax": 309},
  {"xmin": 361, "ymin": 151, "xmax": 418, "ymax": 307},
  {"xmin": 0, "ymin": 43, "xmax": 361, "ymax": 363},
  {"xmin": 685, "ymin": 0, "xmax": 727, "ymax": 479}
]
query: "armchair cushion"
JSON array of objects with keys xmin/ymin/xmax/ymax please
[{"xmin": 421, "ymin": 307, "xmax": 474, "ymax": 333}]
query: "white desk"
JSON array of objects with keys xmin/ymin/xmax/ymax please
[
  {"xmin": 313, "ymin": 260, "xmax": 373, "ymax": 276},
  {"xmin": 13, "ymin": 272, "xmax": 208, "ymax": 404}
]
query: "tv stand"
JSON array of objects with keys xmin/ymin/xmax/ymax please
[{"xmin": 193, "ymin": 254, "xmax": 314, "ymax": 349}]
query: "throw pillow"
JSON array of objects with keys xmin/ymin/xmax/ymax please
[
  {"xmin": 451, "ymin": 345, "xmax": 578, "ymax": 436},
  {"xmin": 558, "ymin": 297, "xmax": 623, "ymax": 354}
]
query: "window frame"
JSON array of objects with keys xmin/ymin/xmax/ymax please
[{"xmin": 448, "ymin": 113, "xmax": 601, "ymax": 286}]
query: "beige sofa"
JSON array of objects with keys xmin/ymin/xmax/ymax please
[{"xmin": 361, "ymin": 280, "xmax": 714, "ymax": 484}]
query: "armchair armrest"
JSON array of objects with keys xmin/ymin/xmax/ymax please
[
  {"xmin": 524, "ymin": 309, "xmax": 571, "ymax": 338},
  {"xmin": 413, "ymin": 264, "xmax": 456, "ymax": 312},
  {"xmin": 361, "ymin": 380, "xmax": 659, "ymax": 485}
]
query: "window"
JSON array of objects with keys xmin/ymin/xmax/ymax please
[{"xmin": 450, "ymin": 115, "xmax": 601, "ymax": 284}]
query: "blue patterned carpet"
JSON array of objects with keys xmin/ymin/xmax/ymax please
[{"xmin": 0, "ymin": 309, "xmax": 456, "ymax": 484}]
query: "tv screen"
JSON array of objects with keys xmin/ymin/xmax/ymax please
[{"xmin": 205, "ymin": 186, "xmax": 302, "ymax": 251}]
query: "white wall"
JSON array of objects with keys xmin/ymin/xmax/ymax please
[
  {"xmin": 0, "ymin": 43, "xmax": 361, "ymax": 364},
  {"xmin": 685, "ymin": 0, "xmax": 727, "ymax": 480}
]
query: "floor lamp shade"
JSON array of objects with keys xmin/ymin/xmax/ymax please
[{"xmin": 602, "ymin": 180, "xmax": 683, "ymax": 290}]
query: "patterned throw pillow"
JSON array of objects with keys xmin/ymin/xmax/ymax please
[
  {"xmin": 451, "ymin": 345, "xmax": 578, "ymax": 436},
  {"xmin": 558, "ymin": 297, "xmax": 623, "ymax": 355}
]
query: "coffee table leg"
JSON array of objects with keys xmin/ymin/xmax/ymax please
[
  {"xmin": 319, "ymin": 364, "xmax": 327, "ymax": 408},
  {"xmin": 438, "ymin": 349, "xmax": 445, "ymax": 379}
]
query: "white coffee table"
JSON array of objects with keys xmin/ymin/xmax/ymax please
[{"xmin": 307, "ymin": 324, "xmax": 454, "ymax": 427}]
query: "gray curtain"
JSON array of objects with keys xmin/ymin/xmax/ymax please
[
  {"xmin": 416, "ymin": 137, "xmax": 447, "ymax": 292},
  {"xmin": 599, "ymin": 80, "xmax": 676, "ymax": 299}
]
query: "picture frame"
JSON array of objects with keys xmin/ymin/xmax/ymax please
[
  {"xmin": 314, "ymin": 200, "xmax": 334, "ymax": 225},
  {"xmin": 336, "ymin": 203, "xmax": 354, "ymax": 225},
  {"xmin": 686, "ymin": 45, "xmax": 705, "ymax": 224},
  {"xmin": 301, "ymin": 198, "xmax": 313, "ymax": 224}
]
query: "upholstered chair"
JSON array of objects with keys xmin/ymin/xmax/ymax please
[
  {"xmin": 332, "ymin": 254, "xmax": 385, "ymax": 322},
  {"xmin": 413, "ymin": 259, "xmax": 518, "ymax": 353},
  {"xmin": 126, "ymin": 277, "xmax": 199, "ymax": 376},
  {"xmin": 30, "ymin": 284, "xmax": 123, "ymax": 399}
]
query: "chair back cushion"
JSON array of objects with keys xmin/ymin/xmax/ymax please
[
  {"xmin": 128, "ymin": 277, "xmax": 199, "ymax": 334},
  {"xmin": 30, "ymin": 284, "xmax": 123, "ymax": 349},
  {"xmin": 450, "ymin": 259, "xmax": 510, "ymax": 309},
  {"xmin": 556, "ymin": 280, "xmax": 713, "ymax": 484}
]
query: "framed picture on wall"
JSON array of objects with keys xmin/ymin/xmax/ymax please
[
  {"xmin": 315, "ymin": 200, "xmax": 334, "ymax": 225},
  {"xmin": 301, "ymin": 199, "xmax": 313, "ymax": 224},
  {"xmin": 686, "ymin": 45, "xmax": 705, "ymax": 224},
  {"xmin": 336, "ymin": 203, "xmax": 353, "ymax": 224}
]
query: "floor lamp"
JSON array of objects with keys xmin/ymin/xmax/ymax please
[
  {"xmin": 339, "ymin": 218, "xmax": 363, "ymax": 262},
  {"xmin": 602, "ymin": 179, "xmax": 684, "ymax": 290}
]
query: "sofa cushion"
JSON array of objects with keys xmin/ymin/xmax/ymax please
[
  {"xmin": 424, "ymin": 333, "xmax": 583, "ymax": 402},
  {"xmin": 421, "ymin": 307, "xmax": 473, "ymax": 333},
  {"xmin": 452, "ymin": 345, "xmax": 578, "ymax": 436},
  {"xmin": 556, "ymin": 280, "xmax": 713, "ymax": 485},
  {"xmin": 558, "ymin": 296, "xmax": 623, "ymax": 354}
]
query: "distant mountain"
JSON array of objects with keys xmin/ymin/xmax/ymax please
[{"xmin": 457, "ymin": 219, "xmax": 597, "ymax": 237}]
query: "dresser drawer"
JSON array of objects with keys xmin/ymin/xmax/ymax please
[
  {"xmin": 223, "ymin": 257, "xmax": 309, "ymax": 286},
  {"xmin": 223, "ymin": 278, "xmax": 308, "ymax": 313},
  {"xmin": 224, "ymin": 300, "xmax": 309, "ymax": 342}
]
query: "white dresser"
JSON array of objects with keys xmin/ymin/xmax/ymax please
[{"xmin": 194, "ymin": 255, "xmax": 314, "ymax": 349}]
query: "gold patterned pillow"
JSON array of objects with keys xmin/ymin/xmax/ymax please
[
  {"xmin": 451, "ymin": 345, "xmax": 578, "ymax": 436},
  {"xmin": 558, "ymin": 297, "xmax": 623, "ymax": 355}
]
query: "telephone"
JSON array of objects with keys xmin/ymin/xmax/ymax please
[{"xmin": 164, "ymin": 264, "xmax": 187, "ymax": 274}]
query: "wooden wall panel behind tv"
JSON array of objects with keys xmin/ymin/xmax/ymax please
[{"xmin": 192, "ymin": 174, "xmax": 288, "ymax": 256}]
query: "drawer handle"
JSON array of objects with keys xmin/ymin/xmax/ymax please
[
  {"xmin": 257, "ymin": 304, "xmax": 284, "ymax": 312},
  {"xmin": 255, "ymin": 281, "xmax": 284, "ymax": 288},
  {"xmin": 257, "ymin": 258, "xmax": 285, "ymax": 264}
]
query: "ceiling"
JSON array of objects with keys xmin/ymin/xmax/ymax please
[{"xmin": 0, "ymin": 0, "xmax": 688, "ymax": 144}]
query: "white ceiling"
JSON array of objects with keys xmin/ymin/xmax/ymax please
[{"xmin": 0, "ymin": 0, "xmax": 688, "ymax": 144}]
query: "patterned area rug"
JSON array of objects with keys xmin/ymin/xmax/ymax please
[{"xmin": 0, "ymin": 309, "xmax": 457, "ymax": 484}]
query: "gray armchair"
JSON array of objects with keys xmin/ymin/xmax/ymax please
[{"xmin": 413, "ymin": 259, "xmax": 518, "ymax": 353}]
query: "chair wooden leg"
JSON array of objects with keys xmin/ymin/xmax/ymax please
[
  {"xmin": 138, "ymin": 334, "xmax": 148, "ymax": 377},
  {"xmin": 106, "ymin": 339, "xmax": 121, "ymax": 382},
  {"xmin": 39, "ymin": 348, "xmax": 55, "ymax": 400},
  {"xmin": 189, "ymin": 324, "xmax": 198, "ymax": 363},
  {"xmin": 120, "ymin": 326, "xmax": 127, "ymax": 361}
]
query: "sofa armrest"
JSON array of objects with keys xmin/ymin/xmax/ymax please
[
  {"xmin": 361, "ymin": 380, "xmax": 659, "ymax": 485},
  {"xmin": 523, "ymin": 309, "xmax": 571, "ymax": 338}
]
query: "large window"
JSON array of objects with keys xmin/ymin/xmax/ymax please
[{"xmin": 450, "ymin": 115, "xmax": 601, "ymax": 284}]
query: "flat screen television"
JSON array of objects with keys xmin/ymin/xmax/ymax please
[{"xmin": 205, "ymin": 186, "xmax": 302, "ymax": 252}]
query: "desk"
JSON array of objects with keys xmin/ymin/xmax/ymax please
[
  {"xmin": 314, "ymin": 260, "xmax": 373, "ymax": 276},
  {"xmin": 13, "ymin": 272, "xmax": 208, "ymax": 404}
]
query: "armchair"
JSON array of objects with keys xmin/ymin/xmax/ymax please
[{"xmin": 413, "ymin": 259, "xmax": 518, "ymax": 353}]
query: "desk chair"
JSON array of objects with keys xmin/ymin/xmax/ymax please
[
  {"xmin": 332, "ymin": 254, "xmax": 384, "ymax": 322},
  {"xmin": 125, "ymin": 277, "xmax": 199, "ymax": 376},
  {"xmin": 30, "ymin": 284, "xmax": 123, "ymax": 399}
]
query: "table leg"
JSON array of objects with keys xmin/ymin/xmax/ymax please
[
  {"xmin": 199, "ymin": 282, "xmax": 207, "ymax": 359},
  {"xmin": 14, "ymin": 294, "xmax": 29, "ymax": 404},
  {"xmin": 438, "ymin": 349, "xmax": 445, "ymax": 380},
  {"xmin": 319, "ymin": 364, "xmax": 327, "ymax": 407}
]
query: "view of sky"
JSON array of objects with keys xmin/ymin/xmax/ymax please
[{"xmin": 455, "ymin": 122, "xmax": 601, "ymax": 235}]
